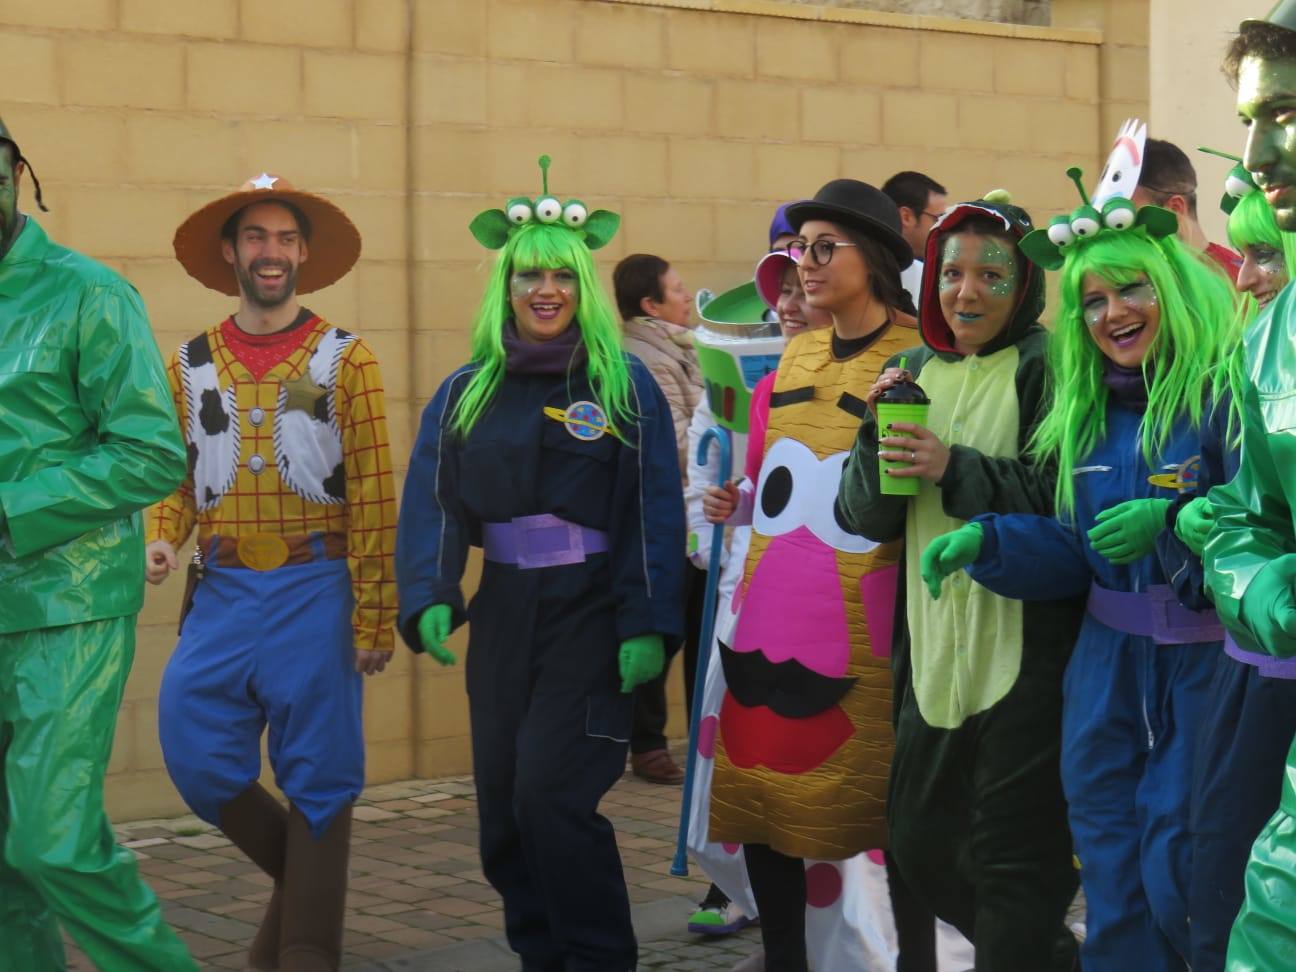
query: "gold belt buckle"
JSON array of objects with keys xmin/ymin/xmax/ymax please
[{"xmin": 236, "ymin": 534, "xmax": 291, "ymax": 571}]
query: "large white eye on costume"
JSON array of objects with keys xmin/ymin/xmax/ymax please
[
  {"xmin": 753, "ymin": 437, "xmax": 879, "ymax": 554},
  {"xmin": 1047, "ymin": 217, "xmax": 1075, "ymax": 248},
  {"xmin": 562, "ymin": 201, "xmax": 588, "ymax": 227},
  {"xmin": 1070, "ymin": 206, "xmax": 1102, "ymax": 239},
  {"xmin": 1103, "ymin": 199, "xmax": 1136, "ymax": 231},
  {"xmin": 507, "ymin": 201, "xmax": 533, "ymax": 224},
  {"xmin": 535, "ymin": 196, "xmax": 562, "ymax": 223},
  {"xmin": 1226, "ymin": 173, "xmax": 1253, "ymax": 199}
]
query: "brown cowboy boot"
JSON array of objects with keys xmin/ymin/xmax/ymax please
[
  {"xmin": 218, "ymin": 784, "xmax": 288, "ymax": 970},
  {"xmin": 279, "ymin": 803, "xmax": 352, "ymax": 971}
]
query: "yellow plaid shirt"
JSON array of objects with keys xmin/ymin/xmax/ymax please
[{"xmin": 147, "ymin": 317, "xmax": 398, "ymax": 652}]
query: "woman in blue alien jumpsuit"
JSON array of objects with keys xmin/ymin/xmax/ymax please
[{"xmin": 396, "ymin": 161, "xmax": 686, "ymax": 972}]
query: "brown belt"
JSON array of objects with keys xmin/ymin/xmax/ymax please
[{"xmin": 208, "ymin": 533, "xmax": 347, "ymax": 571}]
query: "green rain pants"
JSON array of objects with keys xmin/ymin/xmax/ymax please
[
  {"xmin": 0, "ymin": 616, "xmax": 196, "ymax": 972},
  {"xmin": 1226, "ymin": 740, "xmax": 1296, "ymax": 971}
]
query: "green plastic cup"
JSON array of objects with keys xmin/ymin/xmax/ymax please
[{"xmin": 877, "ymin": 402, "xmax": 930, "ymax": 496}]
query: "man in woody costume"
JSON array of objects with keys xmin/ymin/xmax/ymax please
[
  {"xmin": 146, "ymin": 173, "xmax": 397, "ymax": 971},
  {"xmin": 0, "ymin": 118, "xmax": 196, "ymax": 969}
]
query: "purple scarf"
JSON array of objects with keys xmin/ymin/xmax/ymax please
[
  {"xmin": 502, "ymin": 320, "xmax": 587, "ymax": 375},
  {"xmin": 1103, "ymin": 358, "xmax": 1149, "ymax": 412}
]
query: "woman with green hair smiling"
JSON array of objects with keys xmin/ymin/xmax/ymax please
[
  {"xmin": 918, "ymin": 157, "xmax": 1240, "ymax": 971},
  {"xmin": 394, "ymin": 157, "xmax": 686, "ymax": 971}
]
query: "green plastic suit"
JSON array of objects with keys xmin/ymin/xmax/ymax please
[
  {"xmin": 1204, "ymin": 284, "xmax": 1296, "ymax": 971},
  {"xmin": 0, "ymin": 215, "xmax": 196, "ymax": 970}
]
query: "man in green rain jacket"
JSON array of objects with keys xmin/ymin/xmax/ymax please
[
  {"xmin": 0, "ymin": 120, "xmax": 196, "ymax": 969},
  {"xmin": 1204, "ymin": 7, "xmax": 1296, "ymax": 969}
]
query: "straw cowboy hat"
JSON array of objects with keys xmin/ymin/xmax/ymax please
[{"xmin": 173, "ymin": 173, "xmax": 361, "ymax": 296}]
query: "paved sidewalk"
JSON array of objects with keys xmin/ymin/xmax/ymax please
[{"xmin": 68, "ymin": 765, "xmax": 761, "ymax": 970}]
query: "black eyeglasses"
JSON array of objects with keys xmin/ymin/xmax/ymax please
[{"xmin": 786, "ymin": 239, "xmax": 858, "ymax": 267}]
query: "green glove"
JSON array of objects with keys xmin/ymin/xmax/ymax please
[
  {"xmin": 618, "ymin": 634, "xmax": 665, "ymax": 693},
  {"xmin": 1087, "ymin": 497, "xmax": 1172, "ymax": 565},
  {"xmin": 1238, "ymin": 555, "xmax": 1296, "ymax": 658},
  {"xmin": 1173, "ymin": 497, "xmax": 1215, "ymax": 557},
  {"xmin": 417, "ymin": 604, "xmax": 456, "ymax": 666},
  {"xmin": 920, "ymin": 523, "xmax": 984, "ymax": 601}
]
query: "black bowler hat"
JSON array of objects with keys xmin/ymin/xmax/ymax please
[{"xmin": 786, "ymin": 179, "xmax": 913, "ymax": 270}]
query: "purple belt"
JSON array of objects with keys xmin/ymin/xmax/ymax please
[
  {"xmin": 1223, "ymin": 632, "xmax": 1296, "ymax": 679},
  {"xmin": 1085, "ymin": 583, "xmax": 1225, "ymax": 645},
  {"xmin": 481, "ymin": 514, "xmax": 609, "ymax": 569}
]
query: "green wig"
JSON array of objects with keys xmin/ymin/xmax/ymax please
[
  {"xmin": 1227, "ymin": 187, "xmax": 1296, "ymax": 280},
  {"xmin": 450, "ymin": 220, "xmax": 635, "ymax": 438},
  {"xmin": 1031, "ymin": 229, "xmax": 1239, "ymax": 515}
]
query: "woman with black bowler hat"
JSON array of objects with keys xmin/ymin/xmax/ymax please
[{"xmin": 703, "ymin": 180, "xmax": 937, "ymax": 972}]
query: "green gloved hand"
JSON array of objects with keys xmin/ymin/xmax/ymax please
[
  {"xmin": 618, "ymin": 634, "xmax": 665, "ymax": 693},
  {"xmin": 920, "ymin": 523, "xmax": 984, "ymax": 601},
  {"xmin": 1087, "ymin": 497, "xmax": 1172, "ymax": 565},
  {"xmin": 417, "ymin": 604, "xmax": 456, "ymax": 666},
  {"xmin": 1173, "ymin": 497, "xmax": 1215, "ymax": 557},
  {"xmin": 1239, "ymin": 555, "xmax": 1296, "ymax": 658}
]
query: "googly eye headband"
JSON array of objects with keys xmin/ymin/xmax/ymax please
[
  {"xmin": 468, "ymin": 154, "xmax": 620, "ymax": 250},
  {"xmin": 1019, "ymin": 118, "xmax": 1178, "ymax": 271},
  {"xmin": 1199, "ymin": 146, "xmax": 1260, "ymax": 215}
]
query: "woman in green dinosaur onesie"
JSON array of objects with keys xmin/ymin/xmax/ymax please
[{"xmin": 836, "ymin": 192, "xmax": 1083, "ymax": 971}]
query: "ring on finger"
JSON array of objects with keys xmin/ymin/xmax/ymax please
[{"xmin": 909, "ymin": 450, "xmax": 917, "ymax": 461}]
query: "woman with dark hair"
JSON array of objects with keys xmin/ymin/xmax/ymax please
[
  {"xmin": 612, "ymin": 251, "xmax": 703, "ymax": 785},
  {"xmin": 703, "ymin": 179, "xmax": 935, "ymax": 972}
]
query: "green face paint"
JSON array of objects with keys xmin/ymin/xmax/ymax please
[
  {"xmin": 1250, "ymin": 243, "xmax": 1287, "ymax": 276},
  {"xmin": 977, "ymin": 239, "xmax": 1019, "ymax": 298},
  {"xmin": 0, "ymin": 147, "xmax": 18, "ymax": 256},
  {"xmin": 937, "ymin": 230, "xmax": 1021, "ymax": 354},
  {"xmin": 1238, "ymin": 55, "xmax": 1296, "ymax": 231},
  {"xmin": 509, "ymin": 266, "xmax": 579, "ymax": 302},
  {"xmin": 938, "ymin": 235, "xmax": 962, "ymax": 291}
]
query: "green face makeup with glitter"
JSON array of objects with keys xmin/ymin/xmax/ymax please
[
  {"xmin": 938, "ymin": 230, "xmax": 1020, "ymax": 354},
  {"xmin": 1238, "ymin": 55, "xmax": 1296, "ymax": 231},
  {"xmin": 509, "ymin": 267, "xmax": 579, "ymax": 302}
]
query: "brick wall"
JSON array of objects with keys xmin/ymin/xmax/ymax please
[{"xmin": 1, "ymin": 0, "xmax": 1144, "ymax": 820}]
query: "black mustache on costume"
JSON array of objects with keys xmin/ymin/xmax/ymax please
[{"xmin": 719, "ymin": 641, "xmax": 858, "ymax": 719}]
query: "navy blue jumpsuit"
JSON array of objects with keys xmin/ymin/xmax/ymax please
[
  {"xmin": 396, "ymin": 350, "xmax": 685, "ymax": 972},
  {"xmin": 964, "ymin": 401, "xmax": 1219, "ymax": 972}
]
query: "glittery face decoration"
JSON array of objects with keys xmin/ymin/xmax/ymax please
[
  {"xmin": 1238, "ymin": 243, "xmax": 1290, "ymax": 307},
  {"xmin": 937, "ymin": 231, "xmax": 1021, "ymax": 354},
  {"xmin": 1238, "ymin": 55, "xmax": 1296, "ymax": 231},
  {"xmin": 509, "ymin": 267, "xmax": 579, "ymax": 302},
  {"xmin": 1081, "ymin": 279, "xmax": 1158, "ymax": 328},
  {"xmin": 1079, "ymin": 271, "xmax": 1162, "ymax": 369}
]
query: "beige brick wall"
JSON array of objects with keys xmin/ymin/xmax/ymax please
[{"xmin": 1, "ymin": 0, "xmax": 1142, "ymax": 821}]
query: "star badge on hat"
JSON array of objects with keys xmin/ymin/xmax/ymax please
[{"xmin": 173, "ymin": 173, "xmax": 361, "ymax": 295}]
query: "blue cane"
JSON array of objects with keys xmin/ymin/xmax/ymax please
[{"xmin": 671, "ymin": 425, "xmax": 733, "ymax": 877}]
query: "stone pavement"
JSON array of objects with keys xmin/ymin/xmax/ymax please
[{"xmin": 68, "ymin": 767, "xmax": 761, "ymax": 970}]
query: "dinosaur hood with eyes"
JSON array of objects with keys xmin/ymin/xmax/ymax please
[{"xmin": 918, "ymin": 192, "xmax": 1044, "ymax": 359}]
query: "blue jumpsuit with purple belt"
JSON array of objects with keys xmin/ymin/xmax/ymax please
[
  {"xmin": 964, "ymin": 401, "xmax": 1219, "ymax": 972},
  {"xmin": 395, "ymin": 354, "xmax": 685, "ymax": 972}
]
